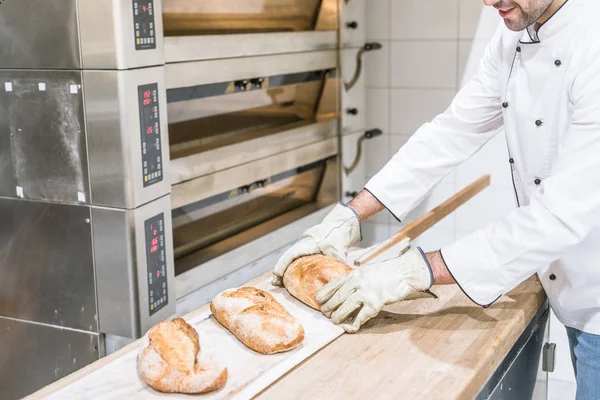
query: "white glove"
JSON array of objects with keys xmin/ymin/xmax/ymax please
[
  {"xmin": 272, "ymin": 202, "xmax": 361, "ymax": 286},
  {"xmin": 315, "ymin": 248, "xmax": 435, "ymax": 333}
]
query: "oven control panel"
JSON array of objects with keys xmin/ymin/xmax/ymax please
[
  {"xmin": 145, "ymin": 212, "xmax": 168, "ymax": 316},
  {"xmin": 138, "ymin": 83, "xmax": 163, "ymax": 188},
  {"xmin": 133, "ymin": 0, "xmax": 157, "ymax": 50}
]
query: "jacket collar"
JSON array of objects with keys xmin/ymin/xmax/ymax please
[{"xmin": 520, "ymin": 0, "xmax": 585, "ymax": 43}]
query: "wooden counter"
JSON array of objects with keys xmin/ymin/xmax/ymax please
[{"xmin": 29, "ymin": 273, "xmax": 546, "ymax": 400}]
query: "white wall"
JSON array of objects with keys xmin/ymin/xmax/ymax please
[
  {"xmin": 362, "ymin": 0, "xmax": 515, "ymax": 247},
  {"xmin": 364, "ymin": 1, "xmax": 575, "ymax": 398}
]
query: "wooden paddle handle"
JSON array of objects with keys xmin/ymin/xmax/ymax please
[{"xmin": 354, "ymin": 175, "xmax": 491, "ymax": 266}]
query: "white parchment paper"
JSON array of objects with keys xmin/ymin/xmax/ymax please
[{"xmin": 45, "ymin": 277, "xmax": 344, "ymax": 400}]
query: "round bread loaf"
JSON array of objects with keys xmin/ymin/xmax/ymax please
[
  {"xmin": 137, "ymin": 318, "xmax": 227, "ymax": 393},
  {"xmin": 283, "ymin": 254, "xmax": 353, "ymax": 310}
]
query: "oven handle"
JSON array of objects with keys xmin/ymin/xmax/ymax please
[
  {"xmin": 343, "ymin": 128, "xmax": 383, "ymax": 175},
  {"xmin": 344, "ymin": 42, "xmax": 382, "ymax": 92}
]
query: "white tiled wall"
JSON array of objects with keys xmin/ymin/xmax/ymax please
[
  {"xmin": 364, "ymin": 0, "xmax": 465, "ymax": 247},
  {"xmin": 362, "ymin": 2, "xmax": 518, "ymax": 256},
  {"xmin": 391, "ymin": 0, "xmax": 459, "ymax": 40},
  {"xmin": 364, "ymin": 2, "xmax": 576, "ymax": 398}
]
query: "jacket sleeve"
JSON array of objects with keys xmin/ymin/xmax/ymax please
[
  {"xmin": 441, "ymin": 47, "xmax": 600, "ymax": 306},
  {"xmin": 364, "ymin": 31, "xmax": 505, "ymax": 221}
]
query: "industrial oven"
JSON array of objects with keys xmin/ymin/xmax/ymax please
[{"xmin": 0, "ymin": 1, "xmax": 380, "ymax": 398}]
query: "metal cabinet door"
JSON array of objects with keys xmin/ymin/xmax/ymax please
[
  {"xmin": 0, "ymin": 199, "xmax": 97, "ymax": 331},
  {"xmin": 0, "ymin": 0, "xmax": 81, "ymax": 69},
  {"xmin": 0, "ymin": 70, "xmax": 90, "ymax": 204}
]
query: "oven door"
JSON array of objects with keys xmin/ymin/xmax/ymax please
[
  {"xmin": 165, "ymin": 50, "xmax": 340, "ymax": 294},
  {"xmin": 162, "ymin": 0, "xmax": 338, "ymax": 61},
  {"xmin": 173, "ymin": 157, "xmax": 339, "ymax": 276}
]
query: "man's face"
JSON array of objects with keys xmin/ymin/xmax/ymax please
[{"xmin": 485, "ymin": 0, "xmax": 555, "ymax": 31}]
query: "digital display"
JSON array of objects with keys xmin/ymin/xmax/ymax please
[
  {"xmin": 138, "ymin": 83, "xmax": 163, "ymax": 187},
  {"xmin": 133, "ymin": 0, "xmax": 157, "ymax": 51},
  {"xmin": 145, "ymin": 213, "xmax": 168, "ymax": 316}
]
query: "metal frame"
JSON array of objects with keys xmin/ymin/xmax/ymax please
[
  {"xmin": 93, "ymin": 195, "xmax": 175, "ymax": 338},
  {"xmin": 476, "ymin": 299, "xmax": 550, "ymax": 400},
  {"xmin": 0, "ymin": 316, "xmax": 102, "ymax": 400},
  {"xmin": 78, "ymin": 0, "xmax": 165, "ymax": 69},
  {"xmin": 165, "ymin": 50, "xmax": 337, "ymax": 89},
  {"xmin": 84, "ymin": 67, "xmax": 171, "ymax": 209},
  {"xmin": 0, "ymin": 69, "xmax": 171, "ymax": 210},
  {"xmin": 164, "ymin": 31, "xmax": 337, "ymax": 62},
  {"xmin": 170, "ymin": 119, "xmax": 338, "ymax": 185},
  {"xmin": 0, "ymin": 0, "xmax": 165, "ymax": 70},
  {"xmin": 171, "ymin": 137, "xmax": 338, "ymax": 209}
]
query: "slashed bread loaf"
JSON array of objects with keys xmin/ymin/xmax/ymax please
[
  {"xmin": 283, "ymin": 254, "xmax": 353, "ymax": 310},
  {"xmin": 137, "ymin": 318, "xmax": 227, "ymax": 393},
  {"xmin": 210, "ymin": 287, "xmax": 304, "ymax": 354}
]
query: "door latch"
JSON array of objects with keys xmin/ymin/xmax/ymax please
[{"xmin": 542, "ymin": 342, "xmax": 556, "ymax": 372}]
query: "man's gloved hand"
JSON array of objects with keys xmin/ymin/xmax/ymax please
[
  {"xmin": 315, "ymin": 248, "xmax": 436, "ymax": 333},
  {"xmin": 272, "ymin": 202, "xmax": 361, "ymax": 286}
]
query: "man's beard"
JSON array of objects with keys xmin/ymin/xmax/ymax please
[{"xmin": 498, "ymin": 1, "xmax": 553, "ymax": 31}]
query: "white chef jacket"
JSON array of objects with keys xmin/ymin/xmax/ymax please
[{"xmin": 365, "ymin": 0, "xmax": 600, "ymax": 334}]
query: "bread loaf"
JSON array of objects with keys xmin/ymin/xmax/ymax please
[
  {"xmin": 137, "ymin": 318, "xmax": 227, "ymax": 393},
  {"xmin": 210, "ymin": 287, "xmax": 304, "ymax": 354},
  {"xmin": 283, "ymin": 254, "xmax": 353, "ymax": 310}
]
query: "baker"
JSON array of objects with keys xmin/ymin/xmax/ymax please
[{"xmin": 272, "ymin": 0, "xmax": 600, "ymax": 397}]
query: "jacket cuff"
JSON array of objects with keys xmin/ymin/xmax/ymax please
[
  {"xmin": 440, "ymin": 242, "xmax": 503, "ymax": 308},
  {"xmin": 363, "ymin": 186, "xmax": 402, "ymax": 223}
]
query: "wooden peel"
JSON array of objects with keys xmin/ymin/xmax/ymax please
[{"xmin": 354, "ymin": 175, "xmax": 491, "ymax": 266}]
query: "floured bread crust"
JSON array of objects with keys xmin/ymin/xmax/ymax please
[
  {"xmin": 211, "ymin": 287, "xmax": 304, "ymax": 354},
  {"xmin": 137, "ymin": 318, "xmax": 227, "ymax": 393},
  {"xmin": 283, "ymin": 254, "xmax": 353, "ymax": 310}
]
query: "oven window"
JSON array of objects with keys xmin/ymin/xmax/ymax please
[
  {"xmin": 162, "ymin": 0, "xmax": 337, "ymax": 36},
  {"xmin": 171, "ymin": 158, "xmax": 338, "ymax": 274},
  {"xmin": 167, "ymin": 70, "xmax": 338, "ymax": 161}
]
